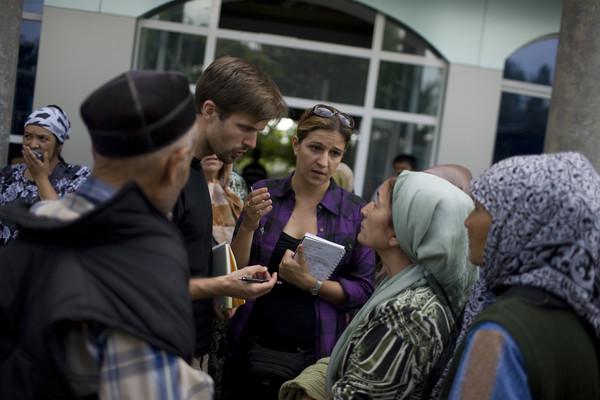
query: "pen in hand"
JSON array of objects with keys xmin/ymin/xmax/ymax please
[{"xmin": 239, "ymin": 276, "xmax": 282, "ymax": 285}]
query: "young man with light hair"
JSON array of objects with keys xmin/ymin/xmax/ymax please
[{"xmin": 173, "ymin": 56, "xmax": 288, "ymax": 370}]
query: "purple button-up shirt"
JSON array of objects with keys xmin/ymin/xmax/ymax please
[{"xmin": 231, "ymin": 174, "xmax": 375, "ymax": 357}]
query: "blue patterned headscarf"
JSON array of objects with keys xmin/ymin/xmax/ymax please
[
  {"xmin": 467, "ymin": 152, "xmax": 600, "ymax": 337},
  {"xmin": 431, "ymin": 152, "xmax": 600, "ymax": 398},
  {"xmin": 24, "ymin": 105, "xmax": 71, "ymax": 143}
]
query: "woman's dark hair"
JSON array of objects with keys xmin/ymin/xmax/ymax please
[
  {"xmin": 47, "ymin": 104, "xmax": 65, "ymax": 113},
  {"xmin": 296, "ymin": 106, "xmax": 353, "ymax": 147}
]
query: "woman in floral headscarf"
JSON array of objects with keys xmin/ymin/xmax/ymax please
[
  {"xmin": 439, "ymin": 152, "xmax": 600, "ymax": 399},
  {"xmin": 0, "ymin": 105, "xmax": 90, "ymax": 246}
]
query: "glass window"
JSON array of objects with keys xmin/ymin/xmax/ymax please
[
  {"xmin": 493, "ymin": 93, "xmax": 549, "ymax": 163},
  {"xmin": 375, "ymin": 61, "xmax": 443, "ymax": 115},
  {"xmin": 216, "ymin": 39, "xmax": 369, "ymax": 105},
  {"xmin": 234, "ymin": 112, "xmax": 298, "ymax": 180},
  {"xmin": 11, "ymin": 20, "xmax": 42, "ymax": 136},
  {"xmin": 382, "ymin": 18, "xmax": 429, "ymax": 56},
  {"xmin": 503, "ymin": 37, "xmax": 558, "ymax": 85},
  {"xmin": 23, "ymin": 0, "xmax": 44, "ymax": 14},
  {"xmin": 220, "ymin": 0, "xmax": 374, "ymax": 49},
  {"xmin": 147, "ymin": 0, "xmax": 211, "ymax": 27},
  {"xmin": 234, "ymin": 107, "xmax": 361, "ymax": 179},
  {"xmin": 137, "ymin": 1, "xmax": 448, "ymax": 196},
  {"xmin": 137, "ymin": 28, "xmax": 206, "ymax": 82},
  {"xmin": 362, "ymin": 119, "xmax": 435, "ymax": 200}
]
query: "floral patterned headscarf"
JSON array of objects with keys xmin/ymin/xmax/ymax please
[
  {"xmin": 25, "ymin": 105, "xmax": 71, "ymax": 143},
  {"xmin": 469, "ymin": 151, "xmax": 600, "ymax": 336}
]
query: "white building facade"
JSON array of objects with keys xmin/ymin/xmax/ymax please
[{"xmin": 25, "ymin": 0, "xmax": 561, "ymax": 197}]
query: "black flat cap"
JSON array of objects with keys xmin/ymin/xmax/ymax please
[{"xmin": 81, "ymin": 70, "xmax": 196, "ymax": 157}]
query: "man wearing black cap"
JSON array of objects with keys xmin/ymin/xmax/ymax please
[
  {"xmin": 174, "ymin": 56, "xmax": 287, "ymax": 371},
  {"xmin": 0, "ymin": 71, "xmax": 212, "ymax": 398}
]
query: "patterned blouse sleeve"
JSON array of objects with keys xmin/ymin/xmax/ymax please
[
  {"xmin": 228, "ymin": 171, "xmax": 248, "ymax": 201},
  {"xmin": 331, "ymin": 290, "xmax": 448, "ymax": 399},
  {"xmin": 63, "ymin": 165, "xmax": 91, "ymax": 194},
  {"xmin": 0, "ymin": 166, "xmax": 16, "ymax": 245}
]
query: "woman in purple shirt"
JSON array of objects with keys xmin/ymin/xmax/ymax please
[{"xmin": 228, "ymin": 104, "xmax": 375, "ymax": 399}]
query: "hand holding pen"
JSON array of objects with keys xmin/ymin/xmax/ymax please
[
  {"xmin": 226, "ymin": 265, "xmax": 278, "ymax": 300},
  {"xmin": 240, "ymin": 186, "xmax": 272, "ymax": 231},
  {"xmin": 239, "ymin": 276, "xmax": 282, "ymax": 285}
]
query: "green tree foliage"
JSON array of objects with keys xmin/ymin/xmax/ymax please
[{"xmin": 235, "ymin": 120, "xmax": 297, "ymax": 179}]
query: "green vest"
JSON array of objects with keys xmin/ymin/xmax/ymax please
[{"xmin": 460, "ymin": 287, "xmax": 600, "ymax": 400}]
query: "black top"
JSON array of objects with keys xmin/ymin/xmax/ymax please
[
  {"xmin": 250, "ymin": 232, "xmax": 315, "ymax": 349},
  {"xmin": 172, "ymin": 157, "xmax": 214, "ymax": 355}
]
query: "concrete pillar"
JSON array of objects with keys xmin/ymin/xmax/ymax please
[
  {"xmin": 545, "ymin": 0, "xmax": 600, "ymax": 168},
  {"xmin": 0, "ymin": 0, "xmax": 23, "ymax": 167}
]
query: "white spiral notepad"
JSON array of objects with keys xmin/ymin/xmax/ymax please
[{"xmin": 295, "ymin": 233, "xmax": 346, "ymax": 281}]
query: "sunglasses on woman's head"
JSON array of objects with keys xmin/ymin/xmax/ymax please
[{"xmin": 309, "ymin": 104, "xmax": 355, "ymax": 129}]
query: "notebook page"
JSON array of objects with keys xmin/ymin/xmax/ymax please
[{"xmin": 299, "ymin": 233, "xmax": 346, "ymax": 281}]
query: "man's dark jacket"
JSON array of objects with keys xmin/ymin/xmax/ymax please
[
  {"xmin": 172, "ymin": 158, "xmax": 214, "ymax": 356},
  {"xmin": 0, "ymin": 183, "xmax": 194, "ymax": 399}
]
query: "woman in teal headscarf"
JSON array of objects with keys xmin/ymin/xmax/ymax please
[{"xmin": 280, "ymin": 171, "xmax": 478, "ymax": 400}]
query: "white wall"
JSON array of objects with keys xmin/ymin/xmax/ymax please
[
  {"xmin": 357, "ymin": 0, "xmax": 562, "ymax": 69},
  {"xmin": 34, "ymin": 1, "xmax": 558, "ymax": 174},
  {"xmin": 46, "ymin": 0, "xmax": 562, "ymax": 69},
  {"xmin": 33, "ymin": 6, "xmax": 136, "ymax": 167},
  {"xmin": 437, "ymin": 64, "xmax": 503, "ymax": 177}
]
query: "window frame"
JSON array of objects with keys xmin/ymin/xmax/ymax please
[{"xmin": 134, "ymin": 0, "xmax": 447, "ymax": 195}]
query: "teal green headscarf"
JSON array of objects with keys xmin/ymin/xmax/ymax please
[
  {"xmin": 326, "ymin": 171, "xmax": 477, "ymax": 390},
  {"xmin": 392, "ymin": 171, "xmax": 478, "ymax": 314}
]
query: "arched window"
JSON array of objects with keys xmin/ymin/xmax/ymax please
[
  {"xmin": 493, "ymin": 35, "xmax": 558, "ymax": 163},
  {"xmin": 135, "ymin": 0, "xmax": 447, "ymax": 197}
]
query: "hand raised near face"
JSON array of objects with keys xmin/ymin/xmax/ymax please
[
  {"xmin": 22, "ymin": 146, "xmax": 51, "ymax": 181},
  {"xmin": 240, "ymin": 187, "xmax": 272, "ymax": 231}
]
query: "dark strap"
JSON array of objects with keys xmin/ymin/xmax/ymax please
[{"xmin": 502, "ymin": 285, "xmax": 570, "ymax": 310}]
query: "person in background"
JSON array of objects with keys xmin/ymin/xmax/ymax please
[
  {"xmin": 280, "ymin": 172, "xmax": 477, "ymax": 400},
  {"xmin": 332, "ymin": 162, "xmax": 354, "ymax": 192},
  {"xmin": 0, "ymin": 71, "xmax": 212, "ymax": 399},
  {"xmin": 201, "ymin": 154, "xmax": 243, "ymax": 244},
  {"xmin": 227, "ymin": 104, "xmax": 375, "ymax": 399},
  {"xmin": 0, "ymin": 105, "xmax": 90, "ymax": 246},
  {"xmin": 229, "ymin": 168, "xmax": 249, "ymax": 201},
  {"xmin": 242, "ymin": 147, "xmax": 268, "ymax": 187},
  {"xmin": 200, "ymin": 154, "xmax": 249, "ymax": 399},
  {"xmin": 175, "ymin": 56, "xmax": 287, "ymax": 380},
  {"xmin": 392, "ymin": 153, "xmax": 417, "ymax": 175},
  {"xmin": 425, "ymin": 164, "xmax": 472, "ymax": 194},
  {"xmin": 438, "ymin": 152, "xmax": 600, "ymax": 400}
]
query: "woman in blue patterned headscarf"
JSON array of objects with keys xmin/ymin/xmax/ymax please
[
  {"xmin": 0, "ymin": 105, "xmax": 90, "ymax": 246},
  {"xmin": 438, "ymin": 152, "xmax": 600, "ymax": 400}
]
